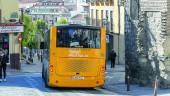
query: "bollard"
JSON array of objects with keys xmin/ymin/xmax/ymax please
[
  {"xmin": 153, "ymin": 76, "xmax": 158, "ymax": 96},
  {"xmin": 127, "ymin": 75, "xmax": 130, "ymax": 91}
]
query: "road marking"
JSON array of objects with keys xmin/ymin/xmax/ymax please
[
  {"xmin": 24, "ymin": 76, "xmax": 45, "ymax": 96},
  {"xmin": 7, "ymin": 73, "xmax": 41, "ymax": 77},
  {"xmin": 95, "ymin": 87, "xmax": 118, "ymax": 95}
]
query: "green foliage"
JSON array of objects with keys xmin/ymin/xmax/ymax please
[
  {"xmin": 56, "ymin": 18, "xmax": 69, "ymax": 24},
  {"xmin": 22, "ymin": 14, "xmax": 48, "ymax": 49},
  {"xmin": 35, "ymin": 19, "xmax": 48, "ymax": 40},
  {"xmin": 22, "ymin": 14, "xmax": 38, "ymax": 49}
]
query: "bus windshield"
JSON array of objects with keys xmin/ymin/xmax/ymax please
[{"xmin": 57, "ymin": 28, "xmax": 101, "ymax": 48}]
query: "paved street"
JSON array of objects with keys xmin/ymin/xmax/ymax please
[
  {"xmin": 0, "ymin": 73, "xmax": 121, "ymax": 96},
  {"xmin": 3, "ymin": 57, "xmax": 170, "ymax": 96},
  {"xmin": 0, "ymin": 57, "xmax": 127, "ymax": 96}
]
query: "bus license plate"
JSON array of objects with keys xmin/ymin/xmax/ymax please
[{"xmin": 72, "ymin": 76, "xmax": 85, "ymax": 80}]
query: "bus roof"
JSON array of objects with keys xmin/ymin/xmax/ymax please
[{"xmin": 56, "ymin": 24, "xmax": 100, "ymax": 30}]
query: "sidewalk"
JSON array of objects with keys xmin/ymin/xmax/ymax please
[
  {"xmin": 105, "ymin": 62, "xmax": 170, "ymax": 96},
  {"xmin": 104, "ymin": 62, "xmax": 129, "ymax": 95},
  {"xmin": 6, "ymin": 55, "xmax": 42, "ymax": 75}
]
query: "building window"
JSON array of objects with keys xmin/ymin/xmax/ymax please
[
  {"xmin": 110, "ymin": 0, "xmax": 114, "ymax": 6},
  {"xmin": 96, "ymin": 0, "xmax": 100, "ymax": 6},
  {"xmin": 91, "ymin": 9, "xmax": 93, "ymax": 19},
  {"xmin": 0, "ymin": 9, "xmax": 1, "ymax": 23},
  {"xmin": 106, "ymin": 10, "xmax": 108, "ymax": 20},
  {"xmin": 105, "ymin": 10, "xmax": 109, "ymax": 31},
  {"xmin": 91, "ymin": 9, "xmax": 94, "ymax": 25},
  {"xmin": 101, "ymin": 10, "xmax": 103, "ymax": 26},
  {"xmin": 101, "ymin": 10, "xmax": 103, "ymax": 19},
  {"xmin": 101, "ymin": 0, "xmax": 104, "ymax": 6},
  {"xmin": 84, "ymin": 6, "xmax": 89, "ymax": 12},
  {"xmin": 96, "ymin": 10, "xmax": 99, "ymax": 26},
  {"xmin": 110, "ymin": 11, "xmax": 113, "ymax": 31},
  {"xmin": 105, "ymin": 0, "xmax": 109, "ymax": 6}
]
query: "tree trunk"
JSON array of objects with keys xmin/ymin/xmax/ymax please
[{"xmin": 28, "ymin": 48, "xmax": 33, "ymax": 64}]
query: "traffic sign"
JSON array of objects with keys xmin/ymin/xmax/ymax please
[{"xmin": 106, "ymin": 35, "xmax": 109, "ymax": 43}]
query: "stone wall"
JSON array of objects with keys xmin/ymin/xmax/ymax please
[
  {"xmin": 125, "ymin": 0, "xmax": 170, "ymax": 88},
  {"xmin": 125, "ymin": 0, "xmax": 139, "ymax": 84},
  {"xmin": 137, "ymin": 1, "xmax": 170, "ymax": 88},
  {"xmin": 160, "ymin": 0, "xmax": 170, "ymax": 87}
]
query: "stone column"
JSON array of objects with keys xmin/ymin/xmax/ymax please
[{"xmin": 9, "ymin": 33, "xmax": 21, "ymax": 70}]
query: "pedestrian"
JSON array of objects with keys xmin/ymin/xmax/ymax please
[
  {"xmin": 37, "ymin": 50, "xmax": 40, "ymax": 61},
  {"xmin": 110, "ymin": 49, "xmax": 117, "ymax": 68},
  {"xmin": 0, "ymin": 48, "xmax": 7, "ymax": 82}
]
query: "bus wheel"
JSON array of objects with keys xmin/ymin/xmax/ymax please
[
  {"xmin": 42, "ymin": 65, "xmax": 44, "ymax": 79},
  {"xmin": 87, "ymin": 87, "xmax": 95, "ymax": 90},
  {"xmin": 45, "ymin": 70, "xmax": 49, "ymax": 88},
  {"xmin": 99, "ymin": 85, "xmax": 105, "ymax": 89}
]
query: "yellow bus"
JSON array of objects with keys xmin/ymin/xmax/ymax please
[{"xmin": 42, "ymin": 24, "xmax": 106, "ymax": 88}]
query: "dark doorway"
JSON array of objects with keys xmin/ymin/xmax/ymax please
[{"xmin": 0, "ymin": 33, "xmax": 9, "ymax": 63}]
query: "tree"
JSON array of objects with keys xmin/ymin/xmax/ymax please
[
  {"xmin": 22, "ymin": 14, "xmax": 37, "ymax": 48},
  {"xmin": 35, "ymin": 19, "xmax": 48, "ymax": 62},
  {"xmin": 22, "ymin": 14, "xmax": 38, "ymax": 63},
  {"xmin": 35, "ymin": 19, "xmax": 48, "ymax": 43},
  {"xmin": 22, "ymin": 14, "xmax": 49, "ymax": 63},
  {"xmin": 56, "ymin": 18, "xmax": 69, "ymax": 25}
]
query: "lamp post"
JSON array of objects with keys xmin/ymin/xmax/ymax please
[
  {"xmin": 126, "ymin": 63, "xmax": 130, "ymax": 91},
  {"xmin": 102, "ymin": 19, "xmax": 108, "ymax": 70},
  {"xmin": 153, "ymin": 51, "xmax": 159, "ymax": 96}
]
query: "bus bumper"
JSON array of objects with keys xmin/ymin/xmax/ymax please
[{"xmin": 48, "ymin": 75, "xmax": 104, "ymax": 88}]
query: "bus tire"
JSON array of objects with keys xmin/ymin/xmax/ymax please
[
  {"xmin": 99, "ymin": 85, "xmax": 105, "ymax": 89},
  {"xmin": 45, "ymin": 70, "xmax": 49, "ymax": 88},
  {"xmin": 87, "ymin": 87, "xmax": 95, "ymax": 89},
  {"xmin": 42, "ymin": 70, "xmax": 44, "ymax": 80},
  {"xmin": 42, "ymin": 64, "xmax": 44, "ymax": 79}
]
